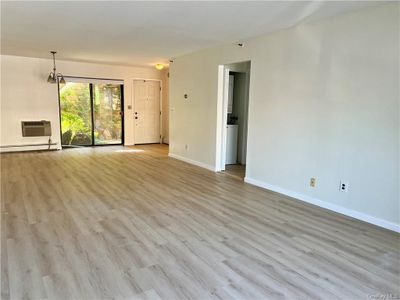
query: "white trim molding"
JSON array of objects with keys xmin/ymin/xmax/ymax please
[
  {"xmin": 244, "ymin": 177, "xmax": 400, "ymax": 233},
  {"xmin": 168, "ymin": 153, "xmax": 216, "ymax": 172}
]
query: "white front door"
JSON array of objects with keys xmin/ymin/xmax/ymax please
[{"xmin": 133, "ymin": 80, "xmax": 161, "ymax": 144}]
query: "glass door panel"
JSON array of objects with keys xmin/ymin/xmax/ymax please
[
  {"xmin": 60, "ymin": 82, "xmax": 93, "ymax": 146},
  {"xmin": 92, "ymin": 84, "xmax": 123, "ymax": 145}
]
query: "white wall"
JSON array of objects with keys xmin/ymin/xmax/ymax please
[
  {"xmin": 169, "ymin": 4, "xmax": 399, "ymax": 230},
  {"xmin": 1, "ymin": 55, "xmax": 166, "ymax": 151}
]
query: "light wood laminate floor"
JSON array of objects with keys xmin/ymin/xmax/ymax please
[
  {"xmin": 224, "ymin": 164, "xmax": 246, "ymax": 180},
  {"xmin": 1, "ymin": 144, "xmax": 399, "ymax": 300}
]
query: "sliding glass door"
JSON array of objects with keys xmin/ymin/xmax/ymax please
[
  {"xmin": 59, "ymin": 79, "xmax": 124, "ymax": 147},
  {"xmin": 93, "ymin": 84, "xmax": 123, "ymax": 145}
]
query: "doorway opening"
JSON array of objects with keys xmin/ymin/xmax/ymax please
[
  {"xmin": 216, "ymin": 61, "xmax": 251, "ymax": 180},
  {"xmin": 59, "ymin": 77, "xmax": 124, "ymax": 147}
]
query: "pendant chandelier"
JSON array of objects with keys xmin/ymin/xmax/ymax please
[{"xmin": 47, "ymin": 51, "xmax": 65, "ymax": 84}]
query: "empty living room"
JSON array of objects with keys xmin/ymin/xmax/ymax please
[{"xmin": 1, "ymin": 1, "xmax": 399, "ymax": 299}]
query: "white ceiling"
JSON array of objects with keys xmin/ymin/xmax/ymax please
[{"xmin": 1, "ymin": 1, "xmax": 383, "ymax": 67}]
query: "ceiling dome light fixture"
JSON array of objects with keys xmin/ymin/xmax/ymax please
[
  {"xmin": 47, "ymin": 51, "xmax": 66, "ymax": 84},
  {"xmin": 155, "ymin": 64, "xmax": 164, "ymax": 71}
]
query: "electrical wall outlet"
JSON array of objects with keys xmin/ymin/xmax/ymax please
[
  {"xmin": 185, "ymin": 144, "xmax": 189, "ymax": 151},
  {"xmin": 340, "ymin": 181, "xmax": 349, "ymax": 192},
  {"xmin": 310, "ymin": 178, "xmax": 316, "ymax": 188}
]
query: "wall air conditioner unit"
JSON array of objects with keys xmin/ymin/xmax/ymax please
[{"xmin": 21, "ymin": 121, "xmax": 51, "ymax": 137}]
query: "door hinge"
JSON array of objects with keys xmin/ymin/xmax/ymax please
[{"xmin": 160, "ymin": 87, "xmax": 162, "ymax": 91}]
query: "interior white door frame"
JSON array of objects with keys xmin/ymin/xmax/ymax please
[
  {"xmin": 131, "ymin": 78, "xmax": 163, "ymax": 145},
  {"xmin": 215, "ymin": 65, "xmax": 230, "ymax": 172},
  {"xmin": 241, "ymin": 72, "xmax": 250, "ymax": 164}
]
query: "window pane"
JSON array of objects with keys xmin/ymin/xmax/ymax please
[{"xmin": 60, "ymin": 82, "xmax": 92, "ymax": 146}]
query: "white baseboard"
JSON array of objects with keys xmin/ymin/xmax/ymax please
[
  {"xmin": 168, "ymin": 153, "xmax": 216, "ymax": 172},
  {"xmin": 244, "ymin": 177, "xmax": 400, "ymax": 233}
]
